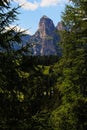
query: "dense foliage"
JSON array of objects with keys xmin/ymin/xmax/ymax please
[
  {"xmin": 50, "ymin": 0, "xmax": 87, "ymax": 130},
  {"xmin": 0, "ymin": 0, "xmax": 87, "ymax": 129}
]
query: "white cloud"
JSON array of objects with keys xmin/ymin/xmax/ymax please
[
  {"xmin": 40, "ymin": 0, "xmax": 69, "ymax": 7},
  {"xmin": 13, "ymin": 0, "xmax": 39, "ymax": 11},
  {"xmin": 6, "ymin": 25, "xmax": 32, "ymax": 35},
  {"xmin": 13, "ymin": 0, "xmax": 69, "ymax": 11},
  {"xmin": 40, "ymin": 0, "xmax": 60, "ymax": 7}
]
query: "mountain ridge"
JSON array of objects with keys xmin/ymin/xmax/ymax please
[
  {"xmin": 28, "ymin": 15, "xmax": 62, "ymax": 56},
  {"xmin": 14, "ymin": 15, "xmax": 64, "ymax": 55}
]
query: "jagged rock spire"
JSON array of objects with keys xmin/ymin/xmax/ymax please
[
  {"xmin": 29, "ymin": 15, "xmax": 61, "ymax": 56},
  {"xmin": 39, "ymin": 15, "xmax": 55, "ymax": 38}
]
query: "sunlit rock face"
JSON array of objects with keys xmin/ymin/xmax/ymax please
[
  {"xmin": 56, "ymin": 22, "xmax": 64, "ymax": 30},
  {"xmin": 29, "ymin": 15, "xmax": 61, "ymax": 56},
  {"xmin": 11, "ymin": 16, "xmax": 63, "ymax": 55},
  {"xmin": 39, "ymin": 15, "xmax": 55, "ymax": 38}
]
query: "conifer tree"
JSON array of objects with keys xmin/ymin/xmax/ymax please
[
  {"xmin": 0, "ymin": 0, "xmax": 29, "ymax": 129},
  {"xmin": 50, "ymin": 0, "xmax": 87, "ymax": 130},
  {"xmin": 0, "ymin": 1, "xmax": 53, "ymax": 129}
]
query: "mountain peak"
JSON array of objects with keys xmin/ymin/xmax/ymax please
[
  {"xmin": 39, "ymin": 15, "xmax": 55, "ymax": 38},
  {"xmin": 29, "ymin": 16, "xmax": 61, "ymax": 56},
  {"xmin": 56, "ymin": 22, "xmax": 65, "ymax": 30},
  {"xmin": 41, "ymin": 15, "xmax": 48, "ymax": 19},
  {"xmin": 39, "ymin": 15, "xmax": 53, "ymax": 24}
]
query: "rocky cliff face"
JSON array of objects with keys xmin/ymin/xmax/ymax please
[
  {"xmin": 12, "ymin": 16, "xmax": 63, "ymax": 55},
  {"xmin": 29, "ymin": 15, "xmax": 61, "ymax": 56},
  {"xmin": 56, "ymin": 22, "xmax": 65, "ymax": 31},
  {"xmin": 39, "ymin": 15, "xmax": 55, "ymax": 38}
]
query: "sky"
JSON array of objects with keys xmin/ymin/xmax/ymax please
[{"xmin": 12, "ymin": 0, "xmax": 69, "ymax": 35}]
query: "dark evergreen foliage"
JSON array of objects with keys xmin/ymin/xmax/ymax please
[
  {"xmin": 50, "ymin": 0, "xmax": 87, "ymax": 130},
  {"xmin": 0, "ymin": 0, "xmax": 87, "ymax": 129}
]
